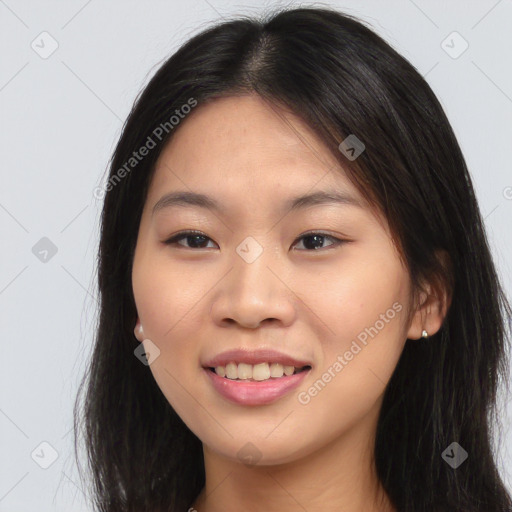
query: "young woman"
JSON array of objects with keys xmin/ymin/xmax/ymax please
[{"xmin": 74, "ymin": 6, "xmax": 512, "ymax": 512}]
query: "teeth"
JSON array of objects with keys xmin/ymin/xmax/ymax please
[
  {"xmin": 213, "ymin": 362, "xmax": 307, "ymax": 381},
  {"xmin": 238, "ymin": 362, "xmax": 252, "ymax": 380},
  {"xmin": 214, "ymin": 366, "xmax": 226, "ymax": 377},
  {"xmin": 225, "ymin": 362, "xmax": 237, "ymax": 379},
  {"xmin": 283, "ymin": 365, "xmax": 294, "ymax": 376},
  {"xmin": 252, "ymin": 362, "xmax": 270, "ymax": 381},
  {"xmin": 270, "ymin": 362, "xmax": 284, "ymax": 378}
]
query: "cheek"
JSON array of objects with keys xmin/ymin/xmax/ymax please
[
  {"xmin": 314, "ymin": 255, "xmax": 408, "ymax": 339},
  {"xmin": 309, "ymin": 249, "xmax": 409, "ymax": 388},
  {"xmin": 132, "ymin": 251, "xmax": 210, "ymax": 344},
  {"xmin": 132, "ymin": 254, "xmax": 208, "ymax": 416},
  {"xmin": 292, "ymin": 269, "xmax": 408, "ymax": 441}
]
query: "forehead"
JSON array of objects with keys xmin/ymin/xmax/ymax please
[{"xmin": 149, "ymin": 94, "xmax": 362, "ymax": 204}]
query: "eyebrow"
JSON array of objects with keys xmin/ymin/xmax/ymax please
[{"xmin": 152, "ymin": 189, "xmax": 363, "ymax": 216}]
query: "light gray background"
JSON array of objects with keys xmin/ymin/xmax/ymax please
[{"xmin": 1, "ymin": 0, "xmax": 511, "ymax": 510}]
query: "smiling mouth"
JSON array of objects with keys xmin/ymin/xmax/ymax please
[{"xmin": 206, "ymin": 364, "xmax": 312, "ymax": 382}]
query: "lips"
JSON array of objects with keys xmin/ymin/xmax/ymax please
[
  {"xmin": 204, "ymin": 365, "xmax": 312, "ymax": 405},
  {"xmin": 202, "ymin": 348, "xmax": 312, "ymax": 369}
]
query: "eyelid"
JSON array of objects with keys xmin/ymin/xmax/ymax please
[
  {"xmin": 162, "ymin": 229, "xmax": 349, "ymax": 251},
  {"xmin": 291, "ymin": 230, "xmax": 345, "ymax": 251},
  {"xmin": 163, "ymin": 230, "xmax": 216, "ymax": 248}
]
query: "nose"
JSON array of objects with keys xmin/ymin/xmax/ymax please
[{"xmin": 210, "ymin": 247, "xmax": 296, "ymax": 329}]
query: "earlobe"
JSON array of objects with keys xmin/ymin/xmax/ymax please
[
  {"xmin": 407, "ymin": 250, "xmax": 453, "ymax": 341},
  {"xmin": 407, "ymin": 284, "xmax": 450, "ymax": 341},
  {"xmin": 134, "ymin": 319, "xmax": 144, "ymax": 342}
]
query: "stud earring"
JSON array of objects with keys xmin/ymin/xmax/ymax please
[
  {"xmin": 134, "ymin": 323, "xmax": 144, "ymax": 341},
  {"xmin": 421, "ymin": 329, "xmax": 428, "ymax": 339}
]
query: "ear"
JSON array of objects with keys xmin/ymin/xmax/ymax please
[
  {"xmin": 407, "ymin": 251, "xmax": 452, "ymax": 340},
  {"xmin": 133, "ymin": 318, "xmax": 144, "ymax": 342}
]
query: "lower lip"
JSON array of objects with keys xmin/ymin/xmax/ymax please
[{"xmin": 204, "ymin": 367, "xmax": 311, "ymax": 406}]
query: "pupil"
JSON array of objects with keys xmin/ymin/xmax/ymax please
[
  {"xmin": 304, "ymin": 234, "xmax": 324, "ymax": 250},
  {"xmin": 189, "ymin": 235, "xmax": 207, "ymax": 248}
]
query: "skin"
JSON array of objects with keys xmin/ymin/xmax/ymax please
[{"xmin": 131, "ymin": 94, "xmax": 448, "ymax": 512}]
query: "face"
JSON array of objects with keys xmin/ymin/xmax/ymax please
[{"xmin": 131, "ymin": 94, "xmax": 415, "ymax": 466}]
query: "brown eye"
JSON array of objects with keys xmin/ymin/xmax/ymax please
[
  {"xmin": 163, "ymin": 231, "xmax": 217, "ymax": 249},
  {"xmin": 164, "ymin": 230, "xmax": 346, "ymax": 252},
  {"xmin": 292, "ymin": 232, "xmax": 345, "ymax": 251}
]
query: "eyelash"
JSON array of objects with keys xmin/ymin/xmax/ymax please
[{"xmin": 162, "ymin": 230, "xmax": 347, "ymax": 252}]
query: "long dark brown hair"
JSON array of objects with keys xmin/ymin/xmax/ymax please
[{"xmin": 74, "ymin": 6, "xmax": 512, "ymax": 511}]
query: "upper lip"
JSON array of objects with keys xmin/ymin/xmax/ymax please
[{"xmin": 203, "ymin": 349, "xmax": 312, "ymax": 369}]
